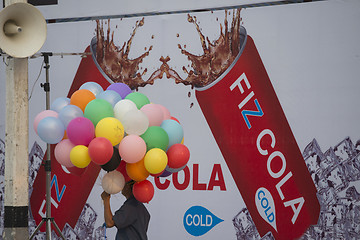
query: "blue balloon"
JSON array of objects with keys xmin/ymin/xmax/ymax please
[
  {"xmin": 160, "ymin": 119, "xmax": 184, "ymax": 149},
  {"xmin": 37, "ymin": 117, "xmax": 65, "ymax": 144},
  {"xmin": 50, "ymin": 97, "xmax": 70, "ymax": 113},
  {"xmin": 166, "ymin": 165, "xmax": 186, "ymax": 173},
  {"xmin": 80, "ymin": 81, "xmax": 104, "ymax": 96},
  {"xmin": 59, "ymin": 105, "xmax": 84, "ymax": 128},
  {"xmin": 96, "ymin": 90, "xmax": 122, "ymax": 107}
]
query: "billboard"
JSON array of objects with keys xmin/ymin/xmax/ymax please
[
  {"xmin": 1, "ymin": 0, "xmax": 360, "ymax": 239},
  {"xmin": 26, "ymin": 0, "xmax": 285, "ymax": 20}
]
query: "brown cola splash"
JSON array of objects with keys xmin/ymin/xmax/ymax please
[
  {"xmin": 95, "ymin": 19, "xmax": 154, "ymax": 90},
  {"xmin": 151, "ymin": 8, "xmax": 243, "ymax": 88},
  {"xmin": 95, "ymin": 9, "xmax": 242, "ymax": 90}
]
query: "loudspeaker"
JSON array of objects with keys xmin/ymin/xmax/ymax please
[{"xmin": 0, "ymin": 2, "xmax": 47, "ymax": 58}]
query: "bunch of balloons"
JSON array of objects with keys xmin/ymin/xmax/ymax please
[{"xmin": 34, "ymin": 82, "xmax": 190, "ymax": 203}]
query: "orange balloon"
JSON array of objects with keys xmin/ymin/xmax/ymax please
[
  {"xmin": 62, "ymin": 130, "xmax": 68, "ymax": 140},
  {"xmin": 126, "ymin": 159, "xmax": 149, "ymax": 182},
  {"xmin": 70, "ymin": 89, "xmax": 96, "ymax": 112}
]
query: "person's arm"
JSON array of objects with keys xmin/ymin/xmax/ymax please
[{"xmin": 101, "ymin": 191, "xmax": 115, "ymax": 228}]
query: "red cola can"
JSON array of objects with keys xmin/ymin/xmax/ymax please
[
  {"xmin": 30, "ymin": 37, "xmax": 111, "ymax": 232},
  {"xmin": 195, "ymin": 27, "xmax": 320, "ymax": 239}
]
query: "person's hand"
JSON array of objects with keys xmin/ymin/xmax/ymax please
[{"xmin": 101, "ymin": 191, "xmax": 111, "ymax": 201}]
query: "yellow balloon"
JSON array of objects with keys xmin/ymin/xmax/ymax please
[
  {"xmin": 70, "ymin": 145, "xmax": 91, "ymax": 168},
  {"xmin": 95, "ymin": 117, "xmax": 124, "ymax": 146},
  {"xmin": 144, "ymin": 148, "xmax": 168, "ymax": 174}
]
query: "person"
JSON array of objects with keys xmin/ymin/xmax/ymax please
[{"xmin": 101, "ymin": 180, "xmax": 151, "ymax": 240}]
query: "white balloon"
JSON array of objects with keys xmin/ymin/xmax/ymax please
[
  {"xmin": 122, "ymin": 109, "xmax": 149, "ymax": 135},
  {"xmin": 114, "ymin": 99, "xmax": 138, "ymax": 123},
  {"xmin": 102, "ymin": 171, "xmax": 125, "ymax": 194}
]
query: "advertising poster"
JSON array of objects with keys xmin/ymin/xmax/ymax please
[{"xmin": 0, "ymin": 0, "xmax": 360, "ymax": 239}]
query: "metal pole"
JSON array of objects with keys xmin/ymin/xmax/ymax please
[
  {"xmin": 44, "ymin": 54, "xmax": 52, "ymax": 239},
  {"xmin": 29, "ymin": 53, "xmax": 65, "ymax": 240}
]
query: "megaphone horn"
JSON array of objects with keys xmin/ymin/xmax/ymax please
[
  {"xmin": 3, "ymin": 20, "xmax": 22, "ymax": 35},
  {"xmin": 0, "ymin": 2, "xmax": 47, "ymax": 58}
]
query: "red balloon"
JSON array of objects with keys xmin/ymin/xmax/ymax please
[
  {"xmin": 150, "ymin": 170, "xmax": 165, "ymax": 178},
  {"xmin": 166, "ymin": 143, "xmax": 190, "ymax": 169},
  {"xmin": 170, "ymin": 116, "xmax": 180, "ymax": 124},
  {"xmin": 66, "ymin": 165, "xmax": 87, "ymax": 176},
  {"xmin": 116, "ymin": 160, "xmax": 131, "ymax": 182},
  {"xmin": 88, "ymin": 137, "xmax": 113, "ymax": 165},
  {"xmin": 133, "ymin": 180, "xmax": 154, "ymax": 203}
]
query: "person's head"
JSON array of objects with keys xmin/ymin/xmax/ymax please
[{"xmin": 122, "ymin": 180, "xmax": 135, "ymax": 199}]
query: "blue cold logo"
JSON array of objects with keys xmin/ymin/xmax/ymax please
[{"xmin": 183, "ymin": 206, "xmax": 224, "ymax": 236}]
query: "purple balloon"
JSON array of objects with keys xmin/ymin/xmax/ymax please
[
  {"xmin": 160, "ymin": 169, "xmax": 172, "ymax": 177},
  {"xmin": 67, "ymin": 117, "xmax": 95, "ymax": 146},
  {"xmin": 107, "ymin": 83, "xmax": 132, "ymax": 99}
]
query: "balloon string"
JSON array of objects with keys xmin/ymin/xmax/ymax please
[{"xmin": 103, "ymin": 222, "xmax": 107, "ymax": 239}]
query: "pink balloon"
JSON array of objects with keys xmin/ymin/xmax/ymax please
[
  {"xmin": 54, "ymin": 139, "xmax": 75, "ymax": 168},
  {"xmin": 140, "ymin": 104, "xmax": 164, "ymax": 126},
  {"xmin": 156, "ymin": 104, "xmax": 171, "ymax": 120},
  {"xmin": 119, "ymin": 135, "xmax": 146, "ymax": 163},
  {"xmin": 67, "ymin": 117, "xmax": 95, "ymax": 146},
  {"xmin": 33, "ymin": 110, "xmax": 58, "ymax": 134}
]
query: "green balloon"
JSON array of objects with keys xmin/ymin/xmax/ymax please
[
  {"xmin": 84, "ymin": 99, "xmax": 114, "ymax": 126},
  {"xmin": 141, "ymin": 126, "xmax": 169, "ymax": 151},
  {"xmin": 125, "ymin": 92, "xmax": 150, "ymax": 109}
]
